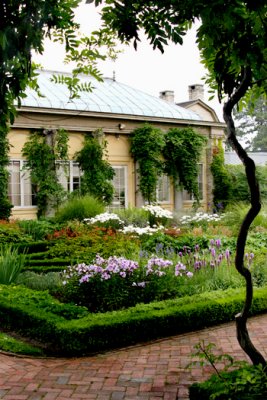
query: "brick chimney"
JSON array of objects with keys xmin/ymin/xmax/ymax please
[
  {"xmin": 159, "ymin": 90, "xmax": 175, "ymax": 103},
  {"xmin": 188, "ymin": 84, "xmax": 204, "ymax": 101}
]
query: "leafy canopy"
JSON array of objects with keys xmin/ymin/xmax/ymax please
[
  {"xmin": 96, "ymin": 1, "xmax": 267, "ymax": 101},
  {"xmin": 0, "ymin": 0, "xmax": 117, "ymax": 218},
  {"xmin": 234, "ymin": 95, "xmax": 267, "ymax": 151}
]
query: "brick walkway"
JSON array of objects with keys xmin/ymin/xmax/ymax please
[{"xmin": 0, "ymin": 314, "xmax": 266, "ymax": 400}]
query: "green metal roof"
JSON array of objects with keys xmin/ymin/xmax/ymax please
[{"xmin": 21, "ymin": 70, "xmax": 202, "ymax": 121}]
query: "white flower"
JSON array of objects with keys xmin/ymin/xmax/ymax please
[
  {"xmin": 84, "ymin": 212, "xmax": 123, "ymax": 225},
  {"xmin": 179, "ymin": 212, "xmax": 224, "ymax": 225},
  {"xmin": 142, "ymin": 205, "xmax": 173, "ymax": 219},
  {"xmin": 120, "ymin": 224, "xmax": 164, "ymax": 235}
]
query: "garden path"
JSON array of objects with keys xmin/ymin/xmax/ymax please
[{"xmin": 0, "ymin": 314, "xmax": 266, "ymax": 400}]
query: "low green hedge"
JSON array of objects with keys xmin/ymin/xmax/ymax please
[
  {"xmin": 0, "ymin": 285, "xmax": 266, "ymax": 356},
  {"xmin": 26, "ymin": 258, "xmax": 71, "ymax": 266},
  {"xmin": 21, "ymin": 265, "xmax": 67, "ymax": 273},
  {"xmin": 17, "ymin": 241, "xmax": 51, "ymax": 254}
]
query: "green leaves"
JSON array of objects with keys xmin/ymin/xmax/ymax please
[
  {"xmin": 130, "ymin": 124, "xmax": 206, "ymax": 203},
  {"xmin": 22, "ymin": 129, "xmax": 69, "ymax": 218},
  {"xmin": 75, "ymin": 131, "xmax": 115, "ymax": 205},
  {"xmin": 130, "ymin": 125, "xmax": 165, "ymax": 203},
  {"xmin": 164, "ymin": 127, "xmax": 207, "ymax": 203}
]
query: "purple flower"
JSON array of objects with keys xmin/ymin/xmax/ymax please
[
  {"xmin": 186, "ymin": 271, "xmax": 193, "ymax": 278},
  {"xmin": 210, "ymin": 239, "xmax": 215, "ymax": 246},
  {"xmin": 211, "ymin": 247, "xmax": 216, "ymax": 258},
  {"xmin": 215, "ymin": 239, "xmax": 221, "ymax": 248},
  {"xmin": 225, "ymin": 249, "xmax": 230, "ymax": 260},
  {"xmin": 194, "ymin": 261, "xmax": 200, "ymax": 270}
]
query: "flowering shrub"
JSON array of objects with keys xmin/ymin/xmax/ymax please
[
  {"xmin": 179, "ymin": 212, "xmax": 223, "ymax": 229},
  {"xmin": 84, "ymin": 212, "xmax": 124, "ymax": 230},
  {"xmin": 120, "ymin": 224, "xmax": 164, "ymax": 236},
  {"xmin": 142, "ymin": 204, "xmax": 173, "ymax": 227},
  {"xmin": 60, "ymin": 253, "xmax": 193, "ymax": 312}
]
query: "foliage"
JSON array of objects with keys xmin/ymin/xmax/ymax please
[
  {"xmin": 163, "ymin": 127, "xmax": 207, "ymax": 203},
  {"xmin": 114, "ymin": 206, "xmax": 149, "ymax": 227},
  {"xmin": 211, "ymin": 143, "xmax": 232, "ymax": 211},
  {"xmin": 22, "ymin": 129, "xmax": 69, "ymax": 218},
  {"xmin": 18, "ymin": 219, "xmax": 57, "ymax": 241},
  {"xmin": 130, "ymin": 124, "xmax": 206, "ymax": 203},
  {"xmin": 0, "ymin": 224, "xmax": 32, "ymax": 244},
  {"xmin": 130, "ymin": 124, "xmax": 165, "ymax": 203},
  {"xmin": 234, "ymin": 94, "xmax": 267, "ymax": 151},
  {"xmin": 55, "ymin": 194, "xmax": 105, "ymax": 223},
  {"xmin": 0, "ymin": 246, "xmax": 26, "ymax": 285},
  {"xmin": 142, "ymin": 204, "xmax": 173, "ymax": 227},
  {"xmin": 47, "ymin": 227, "xmax": 140, "ymax": 261},
  {"xmin": 189, "ymin": 342, "xmax": 267, "ymax": 399},
  {"xmin": 17, "ymin": 271, "xmax": 62, "ymax": 292},
  {"xmin": 58, "ymin": 237, "xmax": 252, "ymax": 312},
  {"xmin": 0, "ymin": 331, "xmax": 44, "ymax": 356},
  {"xmin": 0, "ymin": 0, "xmax": 117, "ymax": 218},
  {"xmin": 0, "ymin": 284, "xmax": 267, "ymax": 356},
  {"xmin": 59, "ymin": 254, "xmax": 194, "ymax": 312},
  {"xmin": 226, "ymin": 165, "xmax": 267, "ymax": 204},
  {"xmin": 75, "ymin": 132, "xmax": 115, "ymax": 204}
]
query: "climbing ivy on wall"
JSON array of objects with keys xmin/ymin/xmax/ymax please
[
  {"xmin": 22, "ymin": 128, "xmax": 69, "ymax": 218},
  {"xmin": 0, "ymin": 122, "xmax": 12, "ymax": 220},
  {"xmin": 210, "ymin": 141, "xmax": 232, "ymax": 211},
  {"xmin": 75, "ymin": 130, "xmax": 115, "ymax": 205},
  {"xmin": 163, "ymin": 127, "xmax": 207, "ymax": 203},
  {"xmin": 130, "ymin": 125, "xmax": 206, "ymax": 204},
  {"xmin": 130, "ymin": 124, "xmax": 165, "ymax": 203}
]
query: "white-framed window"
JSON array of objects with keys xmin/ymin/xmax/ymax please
[
  {"xmin": 110, "ymin": 166, "xmax": 127, "ymax": 209},
  {"xmin": 8, "ymin": 160, "xmax": 36, "ymax": 207},
  {"xmin": 183, "ymin": 163, "xmax": 204, "ymax": 201},
  {"xmin": 57, "ymin": 161, "xmax": 82, "ymax": 193},
  {"xmin": 156, "ymin": 174, "xmax": 170, "ymax": 203}
]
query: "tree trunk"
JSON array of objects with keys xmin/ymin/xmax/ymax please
[{"xmin": 223, "ymin": 68, "xmax": 266, "ymax": 366}]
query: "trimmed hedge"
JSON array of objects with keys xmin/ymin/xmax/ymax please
[
  {"xmin": 21, "ymin": 265, "xmax": 67, "ymax": 273},
  {"xmin": 0, "ymin": 285, "xmax": 266, "ymax": 356},
  {"xmin": 17, "ymin": 241, "xmax": 51, "ymax": 254},
  {"xmin": 26, "ymin": 258, "xmax": 71, "ymax": 266}
]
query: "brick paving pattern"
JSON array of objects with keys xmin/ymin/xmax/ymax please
[{"xmin": 0, "ymin": 314, "xmax": 266, "ymax": 399}]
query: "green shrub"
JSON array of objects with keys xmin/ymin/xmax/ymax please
[
  {"xmin": 114, "ymin": 206, "xmax": 149, "ymax": 227},
  {"xmin": 189, "ymin": 364, "xmax": 267, "ymax": 400},
  {"xmin": 55, "ymin": 195, "xmax": 105, "ymax": 223},
  {"xmin": 0, "ymin": 331, "xmax": 44, "ymax": 356},
  {"xmin": 0, "ymin": 245, "xmax": 27, "ymax": 284},
  {"xmin": 18, "ymin": 219, "xmax": 57, "ymax": 240},
  {"xmin": 141, "ymin": 232, "xmax": 210, "ymax": 254},
  {"xmin": 226, "ymin": 164, "xmax": 267, "ymax": 204},
  {"xmin": 211, "ymin": 143, "xmax": 232, "ymax": 211},
  {"xmin": 1, "ymin": 286, "xmax": 266, "ymax": 356},
  {"xmin": 17, "ymin": 271, "xmax": 62, "ymax": 291},
  {"xmin": 47, "ymin": 229, "xmax": 140, "ymax": 261},
  {"xmin": 0, "ymin": 225, "xmax": 32, "ymax": 244}
]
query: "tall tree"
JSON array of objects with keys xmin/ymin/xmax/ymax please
[
  {"xmin": 0, "ymin": 0, "xmax": 115, "ymax": 219},
  {"xmin": 95, "ymin": 0, "xmax": 267, "ymax": 366},
  {"xmin": 234, "ymin": 95, "xmax": 267, "ymax": 151}
]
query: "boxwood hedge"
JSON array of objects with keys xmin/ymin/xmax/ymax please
[{"xmin": 0, "ymin": 285, "xmax": 266, "ymax": 356}]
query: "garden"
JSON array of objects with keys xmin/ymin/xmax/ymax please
[{"xmin": 0, "ymin": 197, "xmax": 267, "ymax": 398}]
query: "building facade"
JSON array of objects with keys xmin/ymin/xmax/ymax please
[{"xmin": 9, "ymin": 70, "xmax": 225, "ymax": 219}]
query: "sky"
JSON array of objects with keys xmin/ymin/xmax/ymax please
[{"xmin": 33, "ymin": 2, "xmax": 224, "ymax": 121}]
